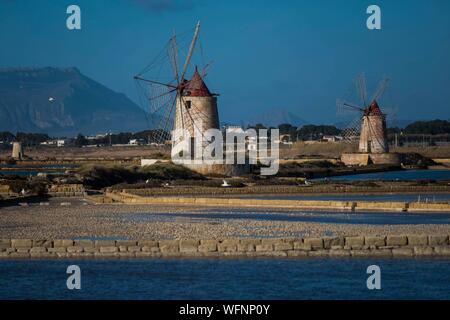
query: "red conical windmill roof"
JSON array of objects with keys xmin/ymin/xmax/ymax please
[
  {"xmin": 364, "ymin": 100, "xmax": 383, "ymax": 116},
  {"xmin": 183, "ymin": 67, "xmax": 212, "ymax": 97}
]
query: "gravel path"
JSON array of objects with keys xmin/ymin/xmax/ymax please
[{"xmin": 1, "ymin": 198, "xmax": 450, "ymax": 239}]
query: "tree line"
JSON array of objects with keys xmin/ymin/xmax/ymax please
[
  {"xmin": 1, "ymin": 120, "xmax": 449, "ymax": 147},
  {"xmin": 0, "ymin": 129, "xmax": 168, "ymax": 147}
]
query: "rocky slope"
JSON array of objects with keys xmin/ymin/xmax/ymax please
[{"xmin": 0, "ymin": 67, "xmax": 149, "ymax": 136}]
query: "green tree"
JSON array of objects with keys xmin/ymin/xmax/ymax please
[
  {"xmin": 404, "ymin": 120, "xmax": 450, "ymax": 135},
  {"xmin": 0, "ymin": 131, "xmax": 15, "ymax": 143},
  {"xmin": 296, "ymin": 125, "xmax": 341, "ymax": 140},
  {"xmin": 16, "ymin": 132, "xmax": 50, "ymax": 146},
  {"xmin": 74, "ymin": 133, "xmax": 88, "ymax": 147}
]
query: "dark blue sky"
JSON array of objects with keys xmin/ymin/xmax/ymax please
[{"xmin": 1, "ymin": 0, "xmax": 449, "ymax": 125}]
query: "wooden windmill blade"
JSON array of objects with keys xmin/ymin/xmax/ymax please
[
  {"xmin": 201, "ymin": 61, "xmax": 214, "ymax": 78},
  {"xmin": 168, "ymin": 32, "xmax": 180, "ymax": 85},
  {"xmin": 336, "ymin": 74, "xmax": 367, "ymax": 141},
  {"xmin": 336, "ymin": 98, "xmax": 364, "ymax": 118},
  {"xmin": 176, "ymin": 21, "xmax": 202, "ymax": 136},
  {"xmin": 180, "ymin": 21, "xmax": 201, "ymax": 82},
  {"xmin": 371, "ymin": 77, "xmax": 390, "ymax": 102},
  {"xmin": 356, "ymin": 73, "xmax": 367, "ymax": 107},
  {"xmin": 133, "ymin": 32, "xmax": 181, "ymax": 142},
  {"xmin": 340, "ymin": 114, "xmax": 363, "ymax": 141},
  {"xmin": 133, "ymin": 23, "xmax": 198, "ymax": 144},
  {"xmin": 134, "ymin": 21, "xmax": 216, "ymax": 146},
  {"xmin": 381, "ymin": 105, "xmax": 399, "ymax": 128}
]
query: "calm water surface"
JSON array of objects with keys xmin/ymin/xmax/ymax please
[
  {"xmin": 0, "ymin": 258, "xmax": 449, "ymax": 300},
  {"xmin": 0, "ymin": 164, "xmax": 77, "ymax": 176},
  {"xmin": 231, "ymin": 193, "xmax": 450, "ymax": 202},
  {"xmin": 128, "ymin": 209, "xmax": 450, "ymax": 225},
  {"xmin": 318, "ymin": 169, "xmax": 450, "ymax": 181}
]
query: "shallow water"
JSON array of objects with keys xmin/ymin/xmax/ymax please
[
  {"xmin": 318, "ymin": 169, "xmax": 450, "ymax": 181},
  {"xmin": 0, "ymin": 258, "xmax": 449, "ymax": 299},
  {"xmin": 231, "ymin": 193, "xmax": 450, "ymax": 202},
  {"xmin": 0, "ymin": 164, "xmax": 77, "ymax": 176},
  {"xmin": 127, "ymin": 209, "xmax": 450, "ymax": 225},
  {"xmin": 0, "ymin": 170, "xmax": 66, "ymax": 176}
]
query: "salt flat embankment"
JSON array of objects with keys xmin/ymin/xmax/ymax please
[
  {"xmin": 104, "ymin": 191, "xmax": 450, "ymax": 212},
  {"xmin": 1, "ymin": 235, "xmax": 449, "ymax": 259}
]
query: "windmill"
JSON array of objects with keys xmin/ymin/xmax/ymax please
[
  {"xmin": 337, "ymin": 74, "xmax": 394, "ymax": 154},
  {"xmin": 134, "ymin": 21, "xmax": 219, "ymax": 156}
]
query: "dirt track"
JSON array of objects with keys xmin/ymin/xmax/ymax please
[{"xmin": 1, "ymin": 198, "xmax": 450, "ymax": 240}]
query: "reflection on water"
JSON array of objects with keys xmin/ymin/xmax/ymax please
[
  {"xmin": 1, "ymin": 258, "xmax": 449, "ymax": 299},
  {"xmin": 0, "ymin": 170, "xmax": 65, "ymax": 176},
  {"xmin": 317, "ymin": 169, "xmax": 450, "ymax": 181},
  {"xmin": 126, "ymin": 209, "xmax": 450, "ymax": 225},
  {"xmin": 230, "ymin": 193, "xmax": 450, "ymax": 202},
  {"xmin": 0, "ymin": 164, "xmax": 77, "ymax": 176}
]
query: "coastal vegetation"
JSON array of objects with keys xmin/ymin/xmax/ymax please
[
  {"xmin": 390, "ymin": 119, "xmax": 450, "ymax": 135},
  {"xmin": 77, "ymin": 162, "xmax": 205, "ymax": 189},
  {"xmin": 1, "ymin": 120, "xmax": 450, "ymax": 148}
]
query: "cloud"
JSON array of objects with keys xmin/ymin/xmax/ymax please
[{"xmin": 128, "ymin": 0, "xmax": 196, "ymax": 13}]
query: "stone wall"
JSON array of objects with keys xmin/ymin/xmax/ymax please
[
  {"xmin": 1, "ymin": 235, "xmax": 449, "ymax": 258},
  {"xmin": 182, "ymin": 163, "xmax": 251, "ymax": 176},
  {"xmin": 47, "ymin": 184, "xmax": 85, "ymax": 197},
  {"xmin": 106, "ymin": 191, "xmax": 450, "ymax": 212},
  {"xmin": 0, "ymin": 184, "xmax": 13, "ymax": 196},
  {"xmin": 370, "ymin": 152, "xmax": 401, "ymax": 165},
  {"xmin": 341, "ymin": 152, "xmax": 400, "ymax": 166},
  {"xmin": 124, "ymin": 184, "xmax": 450, "ymax": 197},
  {"xmin": 341, "ymin": 153, "xmax": 370, "ymax": 166}
]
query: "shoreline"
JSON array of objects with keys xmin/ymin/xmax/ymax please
[
  {"xmin": 103, "ymin": 191, "xmax": 450, "ymax": 213},
  {"xmin": 1, "ymin": 236, "xmax": 449, "ymax": 259},
  {"xmin": 2, "ymin": 198, "xmax": 450, "ymax": 241}
]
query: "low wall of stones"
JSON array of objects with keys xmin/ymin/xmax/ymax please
[
  {"xmin": 0, "ymin": 184, "xmax": 13, "ymax": 196},
  {"xmin": 1, "ymin": 235, "xmax": 450, "ymax": 259},
  {"xmin": 0, "ymin": 159, "xmax": 139, "ymax": 165},
  {"xmin": 47, "ymin": 184, "xmax": 86, "ymax": 197},
  {"xmin": 370, "ymin": 153, "xmax": 401, "ymax": 165},
  {"xmin": 124, "ymin": 185, "xmax": 450, "ymax": 196},
  {"xmin": 183, "ymin": 163, "xmax": 251, "ymax": 176},
  {"xmin": 341, "ymin": 153, "xmax": 401, "ymax": 166},
  {"xmin": 106, "ymin": 191, "xmax": 450, "ymax": 212},
  {"xmin": 1, "ymin": 184, "xmax": 86, "ymax": 198}
]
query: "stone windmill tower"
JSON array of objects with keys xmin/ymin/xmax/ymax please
[
  {"xmin": 358, "ymin": 100, "xmax": 388, "ymax": 153},
  {"xmin": 338, "ymin": 75, "xmax": 400, "ymax": 165},
  {"xmin": 11, "ymin": 142, "xmax": 23, "ymax": 160},
  {"xmin": 173, "ymin": 66, "xmax": 220, "ymax": 154},
  {"xmin": 134, "ymin": 21, "xmax": 251, "ymax": 175},
  {"xmin": 134, "ymin": 22, "xmax": 220, "ymax": 155}
]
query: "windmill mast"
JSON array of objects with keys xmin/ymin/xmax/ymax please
[{"xmin": 181, "ymin": 21, "xmax": 201, "ymax": 82}]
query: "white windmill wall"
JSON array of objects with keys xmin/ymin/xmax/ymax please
[
  {"xmin": 11, "ymin": 142, "xmax": 23, "ymax": 160},
  {"xmin": 358, "ymin": 115, "xmax": 388, "ymax": 153},
  {"xmin": 173, "ymin": 96, "xmax": 219, "ymax": 137}
]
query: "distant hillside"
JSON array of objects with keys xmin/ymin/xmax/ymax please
[
  {"xmin": 403, "ymin": 119, "xmax": 450, "ymax": 134},
  {"xmin": 0, "ymin": 67, "xmax": 149, "ymax": 136}
]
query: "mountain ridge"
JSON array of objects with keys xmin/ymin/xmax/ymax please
[{"xmin": 0, "ymin": 67, "xmax": 149, "ymax": 136}]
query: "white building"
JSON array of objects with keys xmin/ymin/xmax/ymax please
[
  {"xmin": 128, "ymin": 139, "xmax": 145, "ymax": 146},
  {"xmin": 322, "ymin": 135, "xmax": 343, "ymax": 142},
  {"xmin": 40, "ymin": 139, "xmax": 67, "ymax": 147}
]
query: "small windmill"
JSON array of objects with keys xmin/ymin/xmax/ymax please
[
  {"xmin": 134, "ymin": 21, "xmax": 219, "ymax": 152},
  {"xmin": 337, "ymin": 74, "xmax": 394, "ymax": 153}
]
